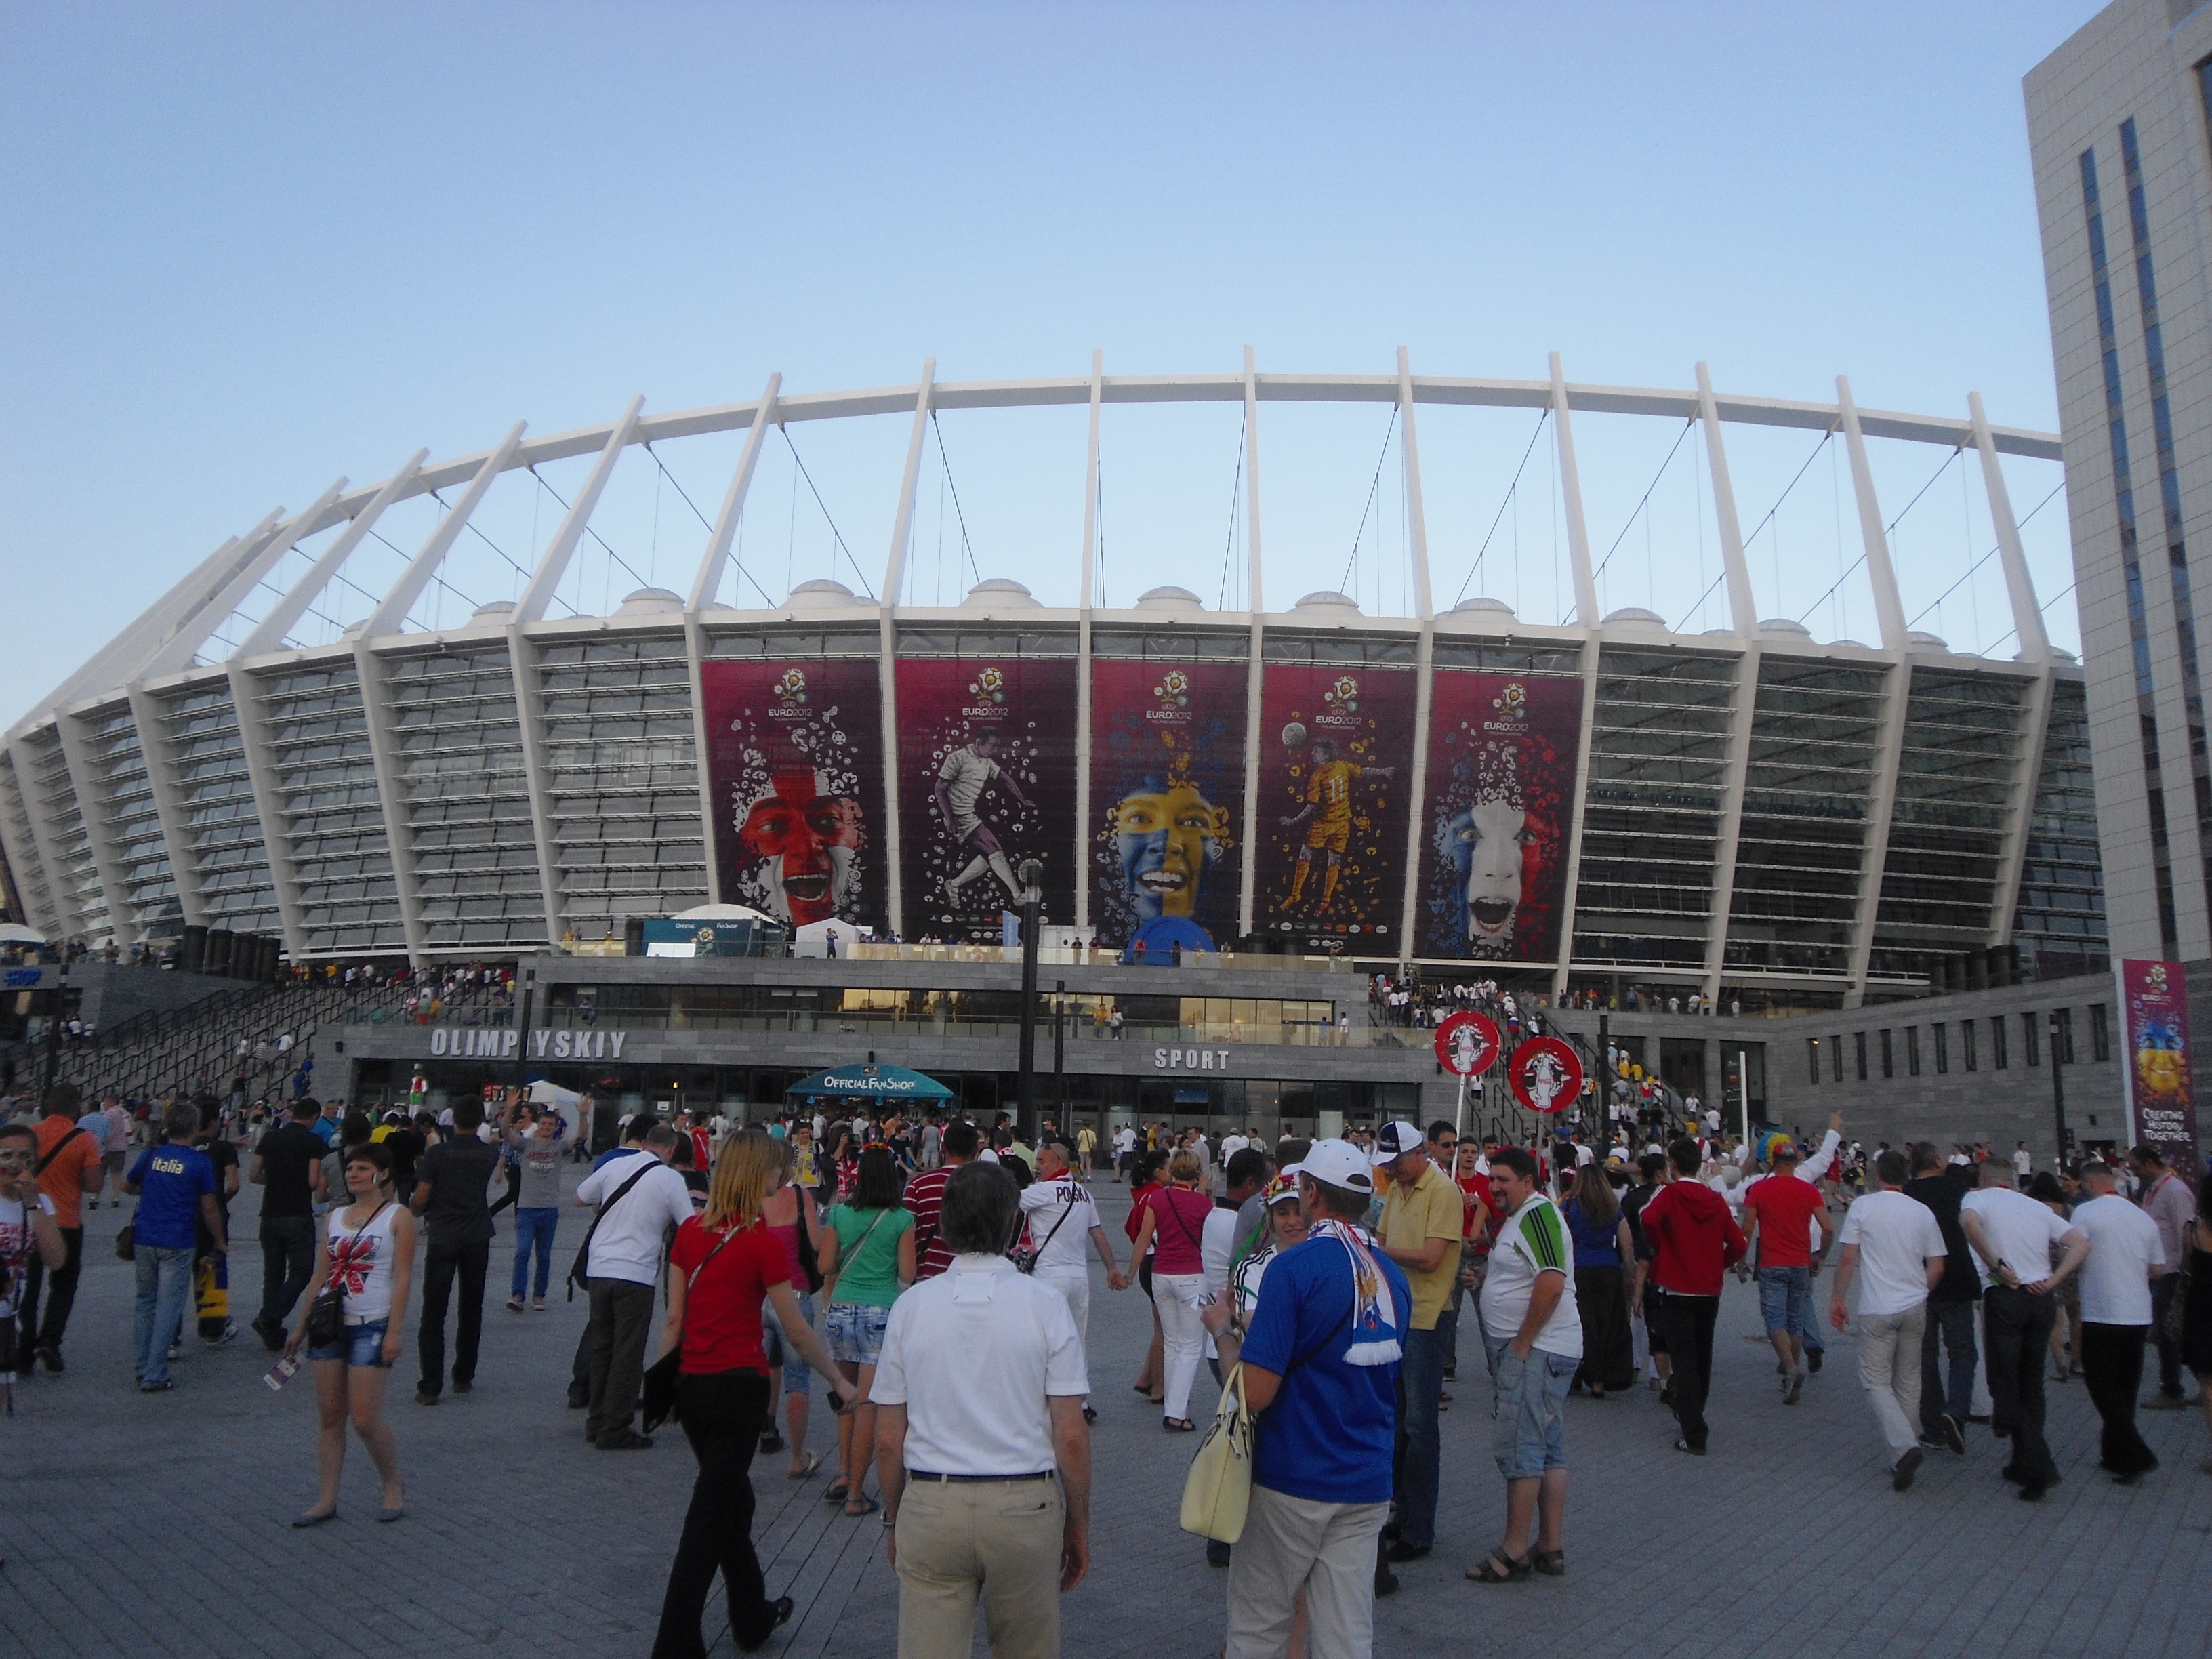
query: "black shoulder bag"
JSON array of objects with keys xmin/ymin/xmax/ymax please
[
  {"xmin": 567, "ymin": 1158, "xmax": 659, "ymax": 1302},
  {"xmin": 304, "ymin": 1201, "xmax": 392, "ymax": 1348},
  {"xmin": 1013, "ymin": 1181, "xmax": 1083, "ymax": 1275}
]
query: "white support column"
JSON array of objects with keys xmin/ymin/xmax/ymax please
[
  {"xmin": 685, "ymin": 375, "xmax": 781, "ymax": 612},
  {"xmin": 1073, "ymin": 350, "xmax": 1102, "ymax": 934},
  {"xmin": 1695, "ymin": 363, "xmax": 1761, "ymax": 1002},
  {"xmin": 1237, "ymin": 347, "xmax": 1266, "ymax": 938},
  {"xmin": 1837, "ymin": 377, "xmax": 1910, "ymax": 652},
  {"xmin": 515, "ymin": 398, "xmax": 644, "ymax": 622},
  {"xmin": 0, "ymin": 758, "xmax": 56, "ymax": 939},
  {"xmin": 12, "ymin": 724, "xmax": 87, "ymax": 937},
  {"xmin": 351, "ymin": 642, "xmax": 430, "ymax": 966},
  {"xmin": 52, "ymin": 710, "xmax": 140, "ymax": 945},
  {"xmin": 1968, "ymin": 392, "xmax": 2051, "ymax": 665},
  {"xmin": 684, "ymin": 375, "xmax": 783, "ymax": 907},
  {"xmin": 138, "ymin": 482, "xmax": 350, "ymax": 680},
  {"xmin": 879, "ymin": 360, "xmax": 937, "ymax": 937},
  {"xmin": 1550, "ymin": 353, "xmax": 1600, "ymax": 626},
  {"xmin": 506, "ymin": 623, "xmax": 565, "ymax": 950},
  {"xmin": 239, "ymin": 453, "xmax": 428, "ymax": 658},
  {"xmin": 125, "ymin": 687, "xmax": 207, "ymax": 928},
  {"xmin": 1988, "ymin": 668, "xmax": 2057, "ymax": 949},
  {"xmin": 1843, "ymin": 649, "xmax": 1912, "ymax": 1008},
  {"xmin": 223, "ymin": 663, "xmax": 308, "ymax": 958},
  {"xmin": 360, "ymin": 424, "xmax": 527, "ymax": 640},
  {"xmin": 1395, "ymin": 348, "xmax": 1437, "ymax": 966},
  {"xmin": 1551, "ymin": 635, "xmax": 1603, "ymax": 1004}
]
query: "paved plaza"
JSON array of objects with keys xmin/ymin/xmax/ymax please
[{"xmin": 5, "ymin": 1175, "xmax": 2210, "ymax": 1659}]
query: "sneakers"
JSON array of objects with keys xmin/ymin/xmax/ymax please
[
  {"xmin": 138, "ymin": 1378, "xmax": 176, "ymax": 1393},
  {"xmin": 1783, "ymin": 1371, "xmax": 1803, "ymax": 1406},
  {"xmin": 251, "ymin": 1317, "xmax": 286, "ymax": 1351},
  {"xmin": 204, "ymin": 1320, "xmax": 239, "ymax": 1347},
  {"xmin": 1807, "ymin": 1350, "xmax": 1822, "ymax": 1374},
  {"xmin": 415, "ymin": 1387, "xmax": 441, "ymax": 1406},
  {"xmin": 594, "ymin": 1427, "xmax": 655, "ymax": 1451},
  {"xmin": 33, "ymin": 1344, "xmax": 63, "ymax": 1374},
  {"xmin": 506, "ymin": 1295, "xmax": 525, "ymax": 1313},
  {"xmin": 1892, "ymin": 1448, "xmax": 1923, "ymax": 1492},
  {"xmin": 1939, "ymin": 1413, "xmax": 1967, "ymax": 1456}
]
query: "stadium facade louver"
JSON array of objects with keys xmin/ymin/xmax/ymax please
[{"xmin": 0, "ymin": 354, "xmax": 2106, "ymax": 1010}]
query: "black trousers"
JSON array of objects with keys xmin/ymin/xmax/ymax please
[
  {"xmin": 2149, "ymin": 1275, "xmax": 2185, "ymax": 1399},
  {"xmin": 584, "ymin": 1277, "xmax": 658, "ymax": 1437},
  {"xmin": 2080, "ymin": 1321, "xmax": 2158, "ymax": 1477},
  {"xmin": 1654, "ymin": 1291, "xmax": 1719, "ymax": 1450},
  {"xmin": 1983, "ymin": 1285, "xmax": 2060, "ymax": 1488},
  {"xmin": 258, "ymin": 1215, "xmax": 318, "ymax": 1329},
  {"xmin": 18, "ymin": 1224, "xmax": 83, "ymax": 1352},
  {"xmin": 653, "ymin": 1369, "xmax": 775, "ymax": 1659},
  {"xmin": 418, "ymin": 1240, "xmax": 490, "ymax": 1395}
]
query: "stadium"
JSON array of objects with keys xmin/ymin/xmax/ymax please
[{"xmin": 0, "ymin": 354, "xmax": 2105, "ymax": 1015}]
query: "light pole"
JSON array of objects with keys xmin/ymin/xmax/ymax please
[
  {"xmin": 2049, "ymin": 1008, "xmax": 2070, "ymax": 1164},
  {"xmin": 1015, "ymin": 859, "xmax": 1044, "ymax": 1145},
  {"xmin": 1053, "ymin": 978, "xmax": 1067, "ymax": 1136}
]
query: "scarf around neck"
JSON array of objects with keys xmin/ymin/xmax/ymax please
[{"xmin": 1308, "ymin": 1216, "xmax": 1402, "ymax": 1366}]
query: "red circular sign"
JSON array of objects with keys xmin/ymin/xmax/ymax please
[
  {"xmin": 1433, "ymin": 1010, "xmax": 1502, "ymax": 1077},
  {"xmin": 1507, "ymin": 1037, "xmax": 1585, "ymax": 1114}
]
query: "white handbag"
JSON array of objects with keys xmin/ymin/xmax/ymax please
[{"xmin": 1179, "ymin": 1361, "xmax": 1256, "ymax": 1542}]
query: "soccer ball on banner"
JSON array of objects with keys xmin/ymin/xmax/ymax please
[{"xmin": 1280, "ymin": 722, "xmax": 1307, "ymax": 750}]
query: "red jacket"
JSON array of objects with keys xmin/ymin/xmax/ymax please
[{"xmin": 1642, "ymin": 1179, "xmax": 1747, "ymax": 1296}]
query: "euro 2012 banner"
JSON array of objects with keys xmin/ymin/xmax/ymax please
[
  {"xmin": 897, "ymin": 657, "xmax": 1078, "ymax": 944},
  {"xmin": 1416, "ymin": 671, "xmax": 1583, "ymax": 963},
  {"xmin": 2118, "ymin": 959, "xmax": 2199, "ymax": 1170},
  {"xmin": 1254, "ymin": 665, "xmax": 1417, "ymax": 946},
  {"xmin": 1089, "ymin": 660, "xmax": 1247, "ymax": 958},
  {"xmin": 701, "ymin": 659, "xmax": 888, "ymax": 933}
]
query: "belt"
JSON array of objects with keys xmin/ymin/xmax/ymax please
[
  {"xmin": 342, "ymin": 1313, "xmax": 385, "ymax": 1327},
  {"xmin": 905, "ymin": 1469, "xmax": 1054, "ymax": 1483}
]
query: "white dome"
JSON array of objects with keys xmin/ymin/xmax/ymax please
[
  {"xmin": 1759, "ymin": 618, "xmax": 1814, "ymax": 640},
  {"xmin": 469, "ymin": 599, "xmax": 517, "ymax": 622},
  {"xmin": 962, "ymin": 577, "xmax": 1040, "ymax": 609},
  {"xmin": 1450, "ymin": 596, "xmax": 1515, "ymax": 619},
  {"xmin": 1906, "ymin": 630, "xmax": 1948, "ymax": 650},
  {"xmin": 615, "ymin": 587, "xmax": 683, "ymax": 616},
  {"xmin": 1602, "ymin": 607, "xmax": 1667, "ymax": 630},
  {"xmin": 787, "ymin": 579, "xmax": 862, "ymax": 610},
  {"xmin": 1136, "ymin": 585, "xmax": 1203, "ymax": 611},
  {"xmin": 1292, "ymin": 590, "xmax": 1361, "ymax": 613}
]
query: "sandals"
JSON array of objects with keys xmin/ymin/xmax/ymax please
[
  {"xmin": 823, "ymin": 1479, "xmax": 851, "ymax": 1504},
  {"xmin": 1164, "ymin": 1417, "xmax": 1197, "ymax": 1433},
  {"xmin": 1532, "ymin": 1548, "xmax": 1565, "ymax": 1577},
  {"xmin": 1466, "ymin": 1548, "xmax": 1532, "ymax": 1584},
  {"xmin": 787, "ymin": 1450, "xmax": 823, "ymax": 1480},
  {"xmin": 842, "ymin": 1494, "xmax": 881, "ymax": 1517}
]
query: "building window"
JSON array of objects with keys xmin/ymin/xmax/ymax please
[
  {"xmin": 2053, "ymin": 1007, "xmax": 2074, "ymax": 1065},
  {"xmin": 1830, "ymin": 1036, "xmax": 1843, "ymax": 1082},
  {"xmin": 2091, "ymin": 1002, "xmax": 2110, "ymax": 1062},
  {"xmin": 1963, "ymin": 1019, "xmax": 1977, "ymax": 1071},
  {"xmin": 1934, "ymin": 1023, "xmax": 1948, "ymax": 1074},
  {"xmin": 1880, "ymin": 1029, "xmax": 1894, "ymax": 1079},
  {"xmin": 1807, "ymin": 1038, "xmax": 1821, "ymax": 1085},
  {"xmin": 1855, "ymin": 1031, "xmax": 1868, "ymax": 1082},
  {"xmin": 1992, "ymin": 1017, "xmax": 2008, "ymax": 1069},
  {"xmin": 2022, "ymin": 1012, "xmax": 2040, "ymax": 1067},
  {"xmin": 1906, "ymin": 1027, "xmax": 1921, "ymax": 1077}
]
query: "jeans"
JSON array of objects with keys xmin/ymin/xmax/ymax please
[
  {"xmin": 1918, "ymin": 1298, "xmax": 1978, "ymax": 1437},
  {"xmin": 512, "ymin": 1207, "xmax": 558, "ymax": 1299},
  {"xmin": 258, "ymin": 1215, "xmax": 317, "ymax": 1330},
  {"xmin": 1654, "ymin": 1291, "xmax": 1720, "ymax": 1450},
  {"xmin": 2149, "ymin": 1275, "xmax": 2185, "ymax": 1399},
  {"xmin": 1982, "ymin": 1284, "xmax": 2059, "ymax": 1489},
  {"xmin": 132, "ymin": 1245, "xmax": 195, "ymax": 1386},
  {"xmin": 1391, "ymin": 1324, "xmax": 1447, "ymax": 1549},
  {"xmin": 1440, "ymin": 1277, "xmax": 1464, "ymax": 1376},
  {"xmin": 1755, "ymin": 1265, "xmax": 1811, "ymax": 1340},
  {"xmin": 1851, "ymin": 1304, "xmax": 1925, "ymax": 1462},
  {"xmin": 1153, "ymin": 1272, "xmax": 1206, "ymax": 1422},
  {"xmin": 584, "ymin": 1277, "xmax": 659, "ymax": 1439},
  {"xmin": 2079, "ymin": 1322, "xmax": 2158, "ymax": 1477},
  {"xmin": 18, "ymin": 1223, "xmax": 83, "ymax": 1353},
  {"xmin": 652, "ymin": 1369, "xmax": 775, "ymax": 1659},
  {"xmin": 1486, "ymin": 1338, "xmax": 1577, "ymax": 1478},
  {"xmin": 419, "ymin": 1240, "xmax": 489, "ymax": 1396}
]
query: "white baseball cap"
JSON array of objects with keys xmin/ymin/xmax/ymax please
[
  {"xmin": 1371, "ymin": 1120, "xmax": 1425, "ymax": 1166},
  {"xmin": 1300, "ymin": 1138, "xmax": 1376, "ymax": 1195}
]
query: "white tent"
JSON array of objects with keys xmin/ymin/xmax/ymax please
[
  {"xmin": 0, "ymin": 923, "xmax": 45, "ymax": 945},
  {"xmin": 669, "ymin": 902, "xmax": 777, "ymax": 925}
]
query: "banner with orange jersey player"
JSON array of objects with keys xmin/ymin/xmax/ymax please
[{"xmin": 1253, "ymin": 663, "xmax": 1417, "ymax": 947}]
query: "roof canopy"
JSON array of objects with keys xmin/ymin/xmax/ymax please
[{"xmin": 785, "ymin": 1062, "xmax": 953, "ymax": 1101}]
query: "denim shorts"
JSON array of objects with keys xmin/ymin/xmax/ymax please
[
  {"xmin": 308, "ymin": 1317, "xmax": 390, "ymax": 1368},
  {"xmin": 762, "ymin": 1290, "xmax": 817, "ymax": 1392},
  {"xmin": 824, "ymin": 1300, "xmax": 890, "ymax": 1366},
  {"xmin": 1757, "ymin": 1266, "xmax": 1812, "ymax": 1338},
  {"xmin": 1488, "ymin": 1340, "xmax": 1576, "ymax": 1479}
]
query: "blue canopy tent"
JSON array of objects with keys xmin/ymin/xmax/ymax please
[{"xmin": 784, "ymin": 1061, "xmax": 954, "ymax": 1103}]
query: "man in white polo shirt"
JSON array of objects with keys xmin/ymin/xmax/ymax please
[
  {"xmin": 1826, "ymin": 1149, "xmax": 1948, "ymax": 1492},
  {"xmin": 875, "ymin": 1161, "xmax": 1092, "ymax": 1659},
  {"xmin": 570, "ymin": 1124, "xmax": 695, "ymax": 1451},
  {"xmin": 1018, "ymin": 1138, "xmax": 1126, "ymax": 1421},
  {"xmin": 2070, "ymin": 1162, "xmax": 2165, "ymax": 1483},
  {"xmin": 1959, "ymin": 1158, "xmax": 2089, "ymax": 1502}
]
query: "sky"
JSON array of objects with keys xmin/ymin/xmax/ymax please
[{"xmin": 0, "ymin": 1, "xmax": 2109, "ymax": 725}]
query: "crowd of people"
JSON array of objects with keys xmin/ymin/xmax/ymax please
[{"xmin": 5, "ymin": 1072, "xmax": 2210, "ymax": 1659}]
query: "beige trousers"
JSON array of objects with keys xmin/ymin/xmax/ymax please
[
  {"xmin": 1225, "ymin": 1483, "xmax": 1389, "ymax": 1659},
  {"xmin": 895, "ymin": 1475, "xmax": 1064, "ymax": 1659}
]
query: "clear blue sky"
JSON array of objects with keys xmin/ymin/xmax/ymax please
[{"xmin": 1, "ymin": 1, "xmax": 2104, "ymax": 724}]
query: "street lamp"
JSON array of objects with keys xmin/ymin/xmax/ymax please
[{"xmin": 1015, "ymin": 858, "xmax": 1044, "ymax": 1145}]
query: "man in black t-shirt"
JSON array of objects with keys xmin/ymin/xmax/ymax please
[
  {"xmin": 410, "ymin": 1097, "xmax": 500, "ymax": 1404},
  {"xmin": 249, "ymin": 1096, "xmax": 328, "ymax": 1349},
  {"xmin": 1903, "ymin": 1142, "xmax": 1980, "ymax": 1455}
]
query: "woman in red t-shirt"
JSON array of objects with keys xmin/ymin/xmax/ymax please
[
  {"xmin": 1125, "ymin": 1149, "xmax": 1168, "ymax": 1403},
  {"xmin": 653, "ymin": 1134, "xmax": 855, "ymax": 1659}
]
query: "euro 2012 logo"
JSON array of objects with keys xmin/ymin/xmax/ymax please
[
  {"xmin": 1490, "ymin": 682, "xmax": 1526, "ymax": 716},
  {"xmin": 2145, "ymin": 964, "xmax": 2170, "ymax": 994},
  {"xmin": 968, "ymin": 667, "xmax": 1007, "ymax": 704},
  {"xmin": 1322, "ymin": 676, "xmax": 1360, "ymax": 714},
  {"xmin": 774, "ymin": 668, "xmax": 809, "ymax": 705},
  {"xmin": 1153, "ymin": 670, "xmax": 1190, "ymax": 708}
]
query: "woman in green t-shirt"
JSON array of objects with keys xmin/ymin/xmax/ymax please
[{"xmin": 820, "ymin": 1145, "xmax": 914, "ymax": 1515}]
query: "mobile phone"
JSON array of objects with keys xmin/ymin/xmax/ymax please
[{"xmin": 264, "ymin": 1355, "xmax": 302, "ymax": 1391}]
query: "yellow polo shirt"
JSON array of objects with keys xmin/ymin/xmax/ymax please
[{"xmin": 1380, "ymin": 1158, "xmax": 1463, "ymax": 1331}]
